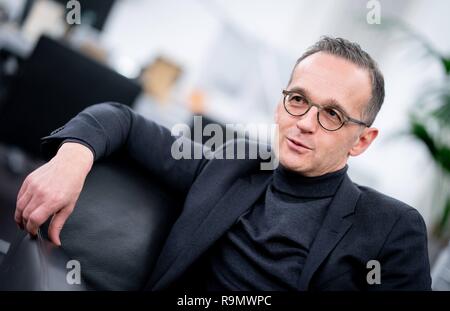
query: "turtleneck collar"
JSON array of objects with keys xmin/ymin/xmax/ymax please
[{"xmin": 272, "ymin": 164, "xmax": 348, "ymax": 198}]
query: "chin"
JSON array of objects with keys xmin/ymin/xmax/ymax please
[{"xmin": 279, "ymin": 152, "xmax": 310, "ymax": 173}]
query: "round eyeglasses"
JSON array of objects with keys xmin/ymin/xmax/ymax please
[{"xmin": 282, "ymin": 89, "xmax": 369, "ymax": 131}]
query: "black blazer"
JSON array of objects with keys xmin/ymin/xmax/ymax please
[{"xmin": 41, "ymin": 102, "xmax": 432, "ymax": 291}]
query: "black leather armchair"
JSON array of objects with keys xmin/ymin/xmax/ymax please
[
  {"xmin": 0, "ymin": 35, "xmax": 179, "ymax": 291},
  {"xmin": 0, "ymin": 152, "xmax": 183, "ymax": 290}
]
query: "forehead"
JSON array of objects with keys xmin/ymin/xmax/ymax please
[{"xmin": 289, "ymin": 52, "xmax": 372, "ymax": 115}]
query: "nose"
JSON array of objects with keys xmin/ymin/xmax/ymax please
[{"xmin": 295, "ymin": 106, "xmax": 319, "ymax": 133}]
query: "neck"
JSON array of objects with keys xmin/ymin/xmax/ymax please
[
  {"xmin": 302, "ymin": 163, "xmax": 348, "ymax": 177},
  {"xmin": 273, "ymin": 164, "xmax": 348, "ymax": 198}
]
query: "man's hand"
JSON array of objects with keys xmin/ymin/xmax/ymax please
[{"xmin": 15, "ymin": 142, "xmax": 94, "ymax": 246}]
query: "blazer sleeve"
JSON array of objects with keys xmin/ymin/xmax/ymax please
[
  {"xmin": 374, "ymin": 208, "xmax": 432, "ymax": 290},
  {"xmin": 40, "ymin": 102, "xmax": 207, "ymax": 193}
]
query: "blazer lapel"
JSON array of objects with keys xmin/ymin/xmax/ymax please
[
  {"xmin": 297, "ymin": 174, "xmax": 361, "ymax": 290},
  {"xmin": 150, "ymin": 171, "xmax": 272, "ymax": 290}
]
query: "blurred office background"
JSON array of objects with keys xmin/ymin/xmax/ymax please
[{"xmin": 0, "ymin": 0, "xmax": 450, "ymax": 289}]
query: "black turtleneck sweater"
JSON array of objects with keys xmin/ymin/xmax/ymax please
[{"xmin": 204, "ymin": 165, "xmax": 348, "ymax": 291}]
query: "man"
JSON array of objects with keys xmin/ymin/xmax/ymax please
[{"xmin": 14, "ymin": 37, "xmax": 431, "ymax": 290}]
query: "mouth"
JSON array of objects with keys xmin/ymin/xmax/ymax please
[{"xmin": 286, "ymin": 137, "xmax": 313, "ymax": 153}]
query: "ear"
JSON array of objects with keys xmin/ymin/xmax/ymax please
[{"xmin": 348, "ymin": 127, "xmax": 378, "ymax": 157}]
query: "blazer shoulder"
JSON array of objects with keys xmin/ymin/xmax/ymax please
[
  {"xmin": 354, "ymin": 183, "xmax": 419, "ymax": 219},
  {"xmin": 203, "ymin": 138, "xmax": 273, "ymax": 167}
]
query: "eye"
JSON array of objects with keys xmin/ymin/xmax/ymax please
[
  {"xmin": 326, "ymin": 109, "xmax": 337, "ymax": 116},
  {"xmin": 324, "ymin": 107, "xmax": 342, "ymax": 120},
  {"xmin": 290, "ymin": 95, "xmax": 307, "ymax": 104}
]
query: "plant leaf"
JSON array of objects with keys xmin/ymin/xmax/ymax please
[
  {"xmin": 410, "ymin": 119, "xmax": 437, "ymax": 157},
  {"xmin": 442, "ymin": 58, "xmax": 450, "ymax": 76},
  {"xmin": 436, "ymin": 146, "xmax": 450, "ymax": 174},
  {"xmin": 430, "ymin": 93, "xmax": 450, "ymax": 124}
]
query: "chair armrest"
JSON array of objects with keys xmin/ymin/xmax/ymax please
[{"xmin": 0, "ymin": 231, "xmax": 88, "ymax": 290}]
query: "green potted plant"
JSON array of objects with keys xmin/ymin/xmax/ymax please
[{"xmin": 372, "ymin": 18, "xmax": 450, "ymax": 255}]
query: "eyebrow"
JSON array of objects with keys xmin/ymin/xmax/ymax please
[{"xmin": 287, "ymin": 86, "xmax": 348, "ymax": 114}]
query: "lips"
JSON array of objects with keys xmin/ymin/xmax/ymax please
[{"xmin": 286, "ymin": 137, "xmax": 313, "ymax": 152}]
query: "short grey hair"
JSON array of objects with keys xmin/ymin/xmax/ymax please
[{"xmin": 289, "ymin": 36, "xmax": 385, "ymax": 126}]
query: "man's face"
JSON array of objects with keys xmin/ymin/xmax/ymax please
[{"xmin": 275, "ymin": 52, "xmax": 376, "ymax": 176}]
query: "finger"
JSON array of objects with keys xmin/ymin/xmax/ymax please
[
  {"xmin": 15, "ymin": 190, "xmax": 33, "ymax": 226},
  {"xmin": 16, "ymin": 177, "xmax": 29, "ymax": 201},
  {"xmin": 15, "ymin": 175, "xmax": 33, "ymax": 228},
  {"xmin": 48, "ymin": 206, "xmax": 72, "ymax": 246},
  {"xmin": 21, "ymin": 194, "xmax": 44, "ymax": 228},
  {"xmin": 26, "ymin": 204, "xmax": 52, "ymax": 236}
]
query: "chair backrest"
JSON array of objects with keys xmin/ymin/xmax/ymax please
[
  {"xmin": 0, "ymin": 152, "xmax": 183, "ymax": 290},
  {"xmin": 0, "ymin": 231, "xmax": 88, "ymax": 291},
  {"xmin": 0, "ymin": 35, "xmax": 141, "ymax": 158},
  {"xmin": 48, "ymin": 152, "xmax": 183, "ymax": 290}
]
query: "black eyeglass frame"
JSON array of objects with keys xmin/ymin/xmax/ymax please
[{"xmin": 282, "ymin": 89, "xmax": 370, "ymax": 131}]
